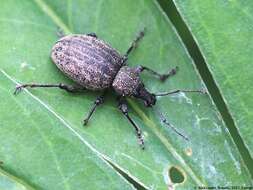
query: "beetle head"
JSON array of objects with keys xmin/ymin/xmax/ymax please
[{"xmin": 134, "ymin": 83, "xmax": 156, "ymax": 107}]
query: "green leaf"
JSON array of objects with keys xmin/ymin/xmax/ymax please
[
  {"xmin": 173, "ymin": 0, "xmax": 253, "ymax": 167},
  {"xmin": 0, "ymin": 0, "xmax": 251, "ymax": 189}
]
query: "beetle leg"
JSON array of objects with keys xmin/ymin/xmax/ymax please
[
  {"xmin": 57, "ymin": 27, "xmax": 65, "ymax": 38},
  {"xmin": 155, "ymin": 109, "xmax": 189, "ymax": 141},
  {"xmin": 155, "ymin": 88, "xmax": 207, "ymax": 96},
  {"xmin": 83, "ymin": 94, "xmax": 105, "ymax": 125},
  {"xmin": 124, "ymin": 28, "xmax": 145, "ymax": 58},
  {"xmin": 14, "ymin": 83, "xmax": 85, "ymax": 95},
  {"xmin": 87, "ymin": 33, "xmax": 98, "ymax": 38},
  {"xmin": 136, "ymin": 65, "xmax": 178, "ymax": 82},
  {"xmin": 118, "ymin": 97, "xmax": 145, "ymax": 149}
]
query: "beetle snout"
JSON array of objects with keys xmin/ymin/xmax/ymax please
[{"xmin": 144, "ymin": 94, "xmax": 156, "ymax": 107}]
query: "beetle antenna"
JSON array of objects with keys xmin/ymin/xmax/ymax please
[
  {"xmin": 154, "ymin": 108, "xmax": 189, "ymax": 141},
  {"xmin": 155, "ymin": 89, "xmax": 206, "ymax": 97}
]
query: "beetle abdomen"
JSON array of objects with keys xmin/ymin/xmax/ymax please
[{"xmin": 51, "ymin": 35, "xmax": 123, "ymax": 90}]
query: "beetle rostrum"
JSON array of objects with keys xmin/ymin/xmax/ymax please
[{"xmin": 14, "ymin": 29, "xmax": 205, "ymax": 149}]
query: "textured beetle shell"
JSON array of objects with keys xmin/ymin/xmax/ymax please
[
  {"xmin": 51, "ymin": 35, "xmax": 123, "ymax": 90},
  {"xmin": 112, "ymin": 66, "xmax": 141, "ymax": 96}
]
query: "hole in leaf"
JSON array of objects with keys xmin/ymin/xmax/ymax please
[{"xmin": 169, "ymin": 166, "xmax": 185, "ymax": 184}]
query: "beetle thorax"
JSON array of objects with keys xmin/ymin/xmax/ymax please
[
  {"xmin": 112, "ymin": 66, "xmax": 141, "ymax": 96},
  {"xmin": 112, "ymin": 66, "xmax": 156, "ymax": 107}
]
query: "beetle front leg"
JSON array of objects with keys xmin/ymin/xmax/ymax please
[
  {"xmin": 136, "ymin": 65, "xmax": 178, "ymax": 82},
  {"xmin": 118, "ymin": 97, "xmax": 144, "ymax": 149},
  {"xmin": 14, "ymin": 83, "xmax": 85, "ymax": 95},
  {"xmin": 124, "ymin": 28, "xmax": 145, "ymax": 59},
  {"xmin": 155, "ymin": 89, "xmax": 207, "ymax": 96}
]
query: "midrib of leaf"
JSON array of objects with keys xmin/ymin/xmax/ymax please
[
  {"xmin": 0, "ymin": 168, "xmax": 35, "ymax": 190},
  {"xmin": 30, "ymin": 0, "xmax": 206, "ymax": 186}
]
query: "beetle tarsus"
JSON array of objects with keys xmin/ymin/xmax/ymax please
[
  {"xmin": 125, "ymin": 28, "xmax": 146, "ymax": 58},
  {"xmin": 160, "ymin": 66, "xmax": 179, "ymax": 82},
  {"xmin": 14, "ymin": 85, "xmax": 24, "ymax": 95},
  {"xmin": 137, "ymin": 131, "xmax": 145, "ymax": 150},
  {"xmin": 83, "ymin": 119, "xmax": 89, "ymax": 126}
]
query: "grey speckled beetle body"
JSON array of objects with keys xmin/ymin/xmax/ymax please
[
  {"xmin": 15, "ymin": 30, "xmax": 205, "ymax": 149},
  {"xmin": 51, "ymin": 34, "xmax": 123, "ymax": 90}
]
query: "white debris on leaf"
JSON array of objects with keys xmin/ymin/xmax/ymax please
[
  {"xmin": 163, "ymin": 167, "xmax": 170, "ymax": 187},
  {"xmin": 170, "ymin": 92, "xmax": 192, "ymax": 105},
  {"xmin": 20, "ymin": 61, "xmax": 35, "ymax": 71},
  {"xmin": 194, "ymin": 115, "xmax": 209, "ymax": 129}
]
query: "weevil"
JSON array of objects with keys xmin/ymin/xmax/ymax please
[{"xmin": 14, "ymin": 29, "xmax": 205, "ymax": 149}]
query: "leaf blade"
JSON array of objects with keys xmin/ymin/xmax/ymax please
[{"xmin": 0, "ymin": 0, "xmax": 252, "ymax": 189}]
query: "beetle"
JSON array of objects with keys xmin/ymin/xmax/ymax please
[{"xmin": 14, "ymin": 29, "xmax": 205, "ymax": 149}]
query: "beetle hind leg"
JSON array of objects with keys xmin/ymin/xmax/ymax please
[{"xmin": 14, "ymin": 83, "xmax": 84, "ymax": 95}]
